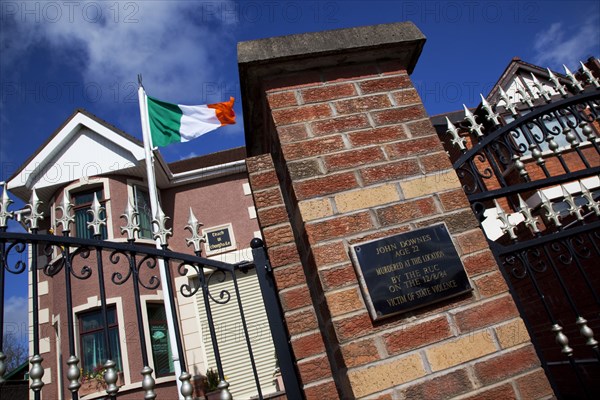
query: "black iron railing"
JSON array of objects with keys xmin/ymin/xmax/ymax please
[
  {"xmin": 445, "ymin": 64, "xmax": 600, "ymax": 398},
  {"xmin": 453, "ymin": 90, "xmax": 600, "ymax": 197},
  {"xmin": 0, "ymin": 187, "xmax": 303, "ymax": 399}
]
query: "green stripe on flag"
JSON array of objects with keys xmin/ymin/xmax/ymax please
[{"xmin": 147, "ymin": 96, "xmax": 183, "ymax": 147}]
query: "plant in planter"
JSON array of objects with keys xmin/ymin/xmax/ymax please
[
  {"xmin": 80, "ymin": 365, "xmax": 106, "ymax": 395},
  {"xmin": 79, "ymin": 365, "xmax": 124, "ymax": 397},
  {"xmin": 204, "ymin": 368, "xmax": 226, "ymax": 400}
]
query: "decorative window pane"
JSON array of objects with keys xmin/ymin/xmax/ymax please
[
  {"xmin": 72, "ymin": 188, "xmax": 107, "ymax": 239},
  {"xmin": 133, "ymin": 186, "xmax": 153, "ymax": 239},
  {"xmin": 147, "ymin": 303, "xmax": 174, "ymax": 376},
  {"xmin": 79, "ymin": 307, "xmax": 122, "ymax": 376}
]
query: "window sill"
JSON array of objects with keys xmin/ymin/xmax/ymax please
[
  {"xmin": 79, "ymin": 374, "xmax": 176, "ymax": 399},
  {"xmin": 108, "ymin": 238, "xmax": 157, "ymax": 246}
]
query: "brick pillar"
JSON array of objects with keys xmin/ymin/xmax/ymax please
[{"xmin": 241, "ymin": 22, "xmax": 553, "ymax": 399}]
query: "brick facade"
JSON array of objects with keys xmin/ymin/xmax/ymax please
[{"xmin": 241, "ymin": 23, "xmax": 552, "ymax": 399}]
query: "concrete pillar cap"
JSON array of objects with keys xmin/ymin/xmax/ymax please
[{"xmin": 237, "ymin": 21, "xmax": 426, "ymax": 155}]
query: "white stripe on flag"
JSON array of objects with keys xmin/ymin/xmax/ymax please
[{"xmin": 179, "ymin": 104, "xmax": 221, "ymax": 142}]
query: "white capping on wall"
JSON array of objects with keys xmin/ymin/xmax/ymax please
[
  {"xmin": 38, "ymin": 281, "xmax": 49, "ymax": 296},
  {"xmin": 248, "ymin": 206, "xmax": 257, "ymax": 219},
  {"xmin": 243, "ymin": 182, "xmax": 252, "ymax": 195}
]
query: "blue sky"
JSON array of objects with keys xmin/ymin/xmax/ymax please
[{"xmin": 0, "ymin": 0, "xmax": 599, "ymax": 341}]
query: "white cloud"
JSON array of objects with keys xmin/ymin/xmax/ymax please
[
  {"xmin": 532, "ymin": 13, "xmax": 600, "ymax": 69},
  {"xmin": 1, "ymin": 1, "xmax": 236, "ymax": 102},
  {"xmin": 3, "ymin": 295, "xmax": 29, "ymax": 343},
  {"xmin": 182, "ymin": 151, "xmax": 198, "ymax": 160}
]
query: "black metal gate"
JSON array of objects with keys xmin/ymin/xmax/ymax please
[
  {"xmin": 0, "ymin": 191, "xmax": 302, "ymax": 399},
  {"xmin": 447, "ymin": 73, "xmax": 600, "ymax": 398}
]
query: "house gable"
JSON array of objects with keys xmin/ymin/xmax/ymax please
[
  {"xmin": 485, "ymin": 57, "xmax": 569, "ymax": 108},
  {"xmin": 7, "ymin": 110, "xmax": 146, "ymax": 202}
]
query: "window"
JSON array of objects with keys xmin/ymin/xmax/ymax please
[
  {"xmin": 72, "ymin": 188, "xmax": 107, "ymax": 239},
  {"xmin": 132, "ymin": 185, "xmax": 153, "ymax": 239},
  {"xmin": 147, "ymin": 303, "xmax": 174, "ymax": 376},
  {"xmin": 503, "ymin": 111, "xmax": 594, "ymax": 157},
  {"xmin": 79, "ymin": 307, "xmax": 122, "ymax": 376}
]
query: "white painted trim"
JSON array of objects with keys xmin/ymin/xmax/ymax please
[
  {"xmin": 191, "ymin": 281, "xmax": 210, "ymax": 377},
  {"xmin": 139, "ymin": 291, "xmax": 176, "ymax": 378},
  {"xmin": 242, "ymin": 182, "xmax": 251, "ymax": 196},
  {"xmin": 125, "ymin": 179, "xmax": 155, "ymax": 241},
  {"xmin": 52, "ymin": 314, "xmax": 64, "ymax": 400},
  {"xmin": 81, "ymin": 375, "xmax": 177, "ymax": 399},
  {"xmin": 109, "ymin": 237, "xmax": 156, "ymax": 246},
  {"xmin": 63, "ymin": 177, "xmax": 114, "ymax": 240},
  {"xmin": 38, "ymin": 280, "xmax": 49, "ymax": 296},
  {"xmin": 7, "ymin": 113, "xmax": 145, "ymax": 192},
  {"xmin": 526, "ymin": 176, "xmax": 600, "ymax": 206},
  {"xmin": 42, "ymin": 367, "xmax": 52, "ymax": 384},
  {"xmin": 170, "ymin": 160, "xmax": 246, "ymax": 186}
]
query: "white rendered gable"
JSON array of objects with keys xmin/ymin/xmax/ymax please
[
  {"xmin": 7, "ymin": 112, "xmax": 145, "ymax": 199},
  {"xmin": 495, "ymin": 74, "xmax": 557, "ymax": 107}
]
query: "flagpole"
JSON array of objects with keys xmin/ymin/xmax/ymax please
[{"xmin": 137, "ymin": 78, "xmax": 184, "ymax": 399}]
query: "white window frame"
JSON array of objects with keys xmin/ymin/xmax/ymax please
[
  {"xmin": 140, "ymin": 293, "xmax": 178, "ymax": 383},
  {"xmin": 125, "ymin": 180, "xmax": 155, "ymax": 243},
  {"xmin": 62, "ymin": 177, "xmax": 113, "ymax": 240},
  {"xmin": 72, "ymin": 296, "xmax": 131, "ymax": 387}
]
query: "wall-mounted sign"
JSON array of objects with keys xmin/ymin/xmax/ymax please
[
  {"xmin": 351, "ymin": 224, "xmax": 471, "ymax": 320},
  {"xmin": 203, "ymin": 223, "xmax": 236, "ymax": 255}
]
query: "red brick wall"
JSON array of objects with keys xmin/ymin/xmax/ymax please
[
  {"xmin": 246, "ymin": 61, "xmax": 553, "ymax": 399},
  {"xmin": 247, "ymin": 154, "xmax": 340, "ymax": 399}
]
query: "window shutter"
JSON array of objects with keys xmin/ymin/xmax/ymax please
[{"xmin": 195, "ymin": 269, "xmax": 278, "ymax": 398}]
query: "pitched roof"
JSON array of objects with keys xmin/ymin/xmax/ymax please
[
  {"xmin": 484, "ymin": 57, "xmax": 568, "ymax": 103},
  {"xmin": 8, "ymin": 108, "xmax": 143, "ymax": 184},
  {"xmin": 6, "ymin": 108, "xmax": 147, "ymax": 201},
  {"xmin": 7, "ymin": 108, "xmax": 249, "ymax": 201},
  {"xmin": 168, "ymin": 147, "xmax": 247, "ymax": 174}
]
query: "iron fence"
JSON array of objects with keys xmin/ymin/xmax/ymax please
[
  {"xmin": 446, "ymin": 62, "xmax": 600, "ymax": 398},
  {"xmin": 0, "ymin": 188, "xmax": 302, "ymax": 399}
]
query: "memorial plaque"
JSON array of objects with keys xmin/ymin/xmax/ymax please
[
  {"xmin": 351, "ymin": 223, "xmax": 472, "ymax": 320},
  {"xmin": 205, "ymin": 225, "xmax": 234, "ymax": 253}
]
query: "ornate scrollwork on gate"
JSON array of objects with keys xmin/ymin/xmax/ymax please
[
  {"xmin": 206, "ymin": 270, "xmax": 232, "ymax": 305},
  {"xmin": 2, "ymin": 241, "xmax": 27, "ymax": 274}
]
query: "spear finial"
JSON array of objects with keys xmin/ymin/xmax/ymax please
[
  {"xmin": 547, "ymin": 68, "xmax": 567, "ymax": 97},
  {"xmin": 463, "ymin": 104, "xmax": 484, "ymax": 137},
  {"xmin": 0, "ymin": 185, "xmax": 14, "ymax": 229},
  {"xmin": 152, "ymin": 204, "xmax": 172, "ymax": 247},
  {"xmin": 87, "ymin": 193, "xmax": 106, "ymax": 237},
  {"xmin": 184, "ymin": 208, "xmax": 206, "ymax": 254},
  {"xmin": 564, "ymin": 64, "xmax": 584, "ymax": 92},
  {"xmin": 446, "ymin": 117, "xmax": 466, "ymax": 151},
  {"xmin": 480, "ymin": 93, "xmax": 501, "ymax": 126}
]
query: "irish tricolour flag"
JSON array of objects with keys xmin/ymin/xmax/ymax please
[{"xmin": 146, "ymin": 96, "xmax": 236, "ymax": 147}]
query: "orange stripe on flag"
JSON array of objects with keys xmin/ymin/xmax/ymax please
[{"xmin": 207, "ymin": 97, "xmax": 236, "ymax": 126}]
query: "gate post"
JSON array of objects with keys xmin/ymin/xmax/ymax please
[
  {"xmin": 251, "ymin": 238, "xmax": 303, "ymax": 400},
  {"xmin": 240, "ymin": 22, "xmax": 553, "ymax": 399}
]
